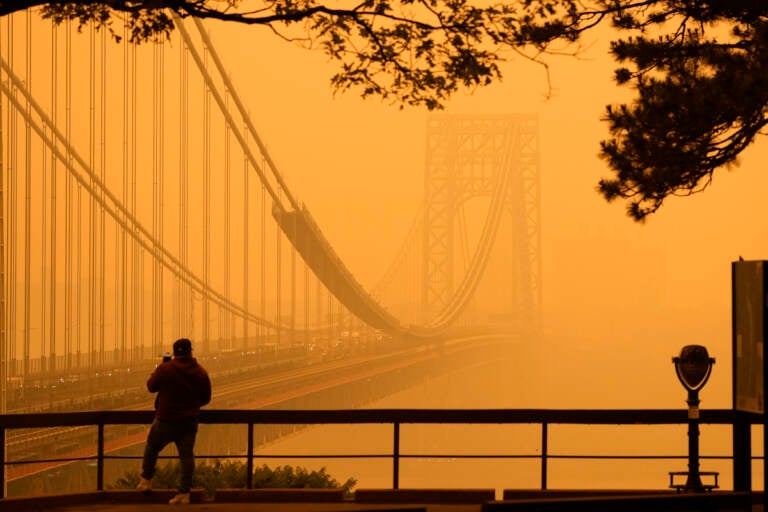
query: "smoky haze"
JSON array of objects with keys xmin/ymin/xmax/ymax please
[
  {"xmin": 3, "ymin": 14, "xmax": 765, "ymax": 411},
  {"xmin": 2, "ymin": 11, "xmax": 766, "ymax": 498},
  {"xmin": 201, "ymin": 19, "xmax": 768, "ymax": 410}
]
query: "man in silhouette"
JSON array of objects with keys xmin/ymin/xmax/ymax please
[{"xmin": 137, "ymin": 338, "xmax": 212, "ymax": 505}]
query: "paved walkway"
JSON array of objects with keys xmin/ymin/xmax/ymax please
[{"xmin": 2, "ymin": 490, "xmax": 762, "ymax": 512}]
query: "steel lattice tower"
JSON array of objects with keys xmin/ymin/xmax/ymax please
[{"xmin": 421, "ymin": 114, "xmax": 541, "ymax": 333}]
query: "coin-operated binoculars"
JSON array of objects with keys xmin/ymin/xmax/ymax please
[{"xmin": 672, "ymin": 345, "xmax": 715, "ymax": 492}]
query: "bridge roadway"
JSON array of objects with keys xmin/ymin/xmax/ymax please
[{"xmin": 6, "ymin": 335, "xmax": 511, "ymax": 489}]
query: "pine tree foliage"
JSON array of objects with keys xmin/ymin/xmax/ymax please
[
  {"xmin": 2, "ymin": 0, "xmax": 766, "ymax": 218},
  {"xmin": 595, "ymin": 1, "xmax": 768, "ymax": 220}
]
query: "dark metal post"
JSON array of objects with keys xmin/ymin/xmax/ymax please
[
  {"xmin": 392, "ymin": 422, "xmax": 400, "ymax": 489},
  {"xmin": 97, "ymin": 423, "xmax": 104, "ymax": 491},
  {"xmin": 673, "ymin": 345, "xmax": 714, "ymax": 493},
  {"xmin": 0, "ymin": 425, "xmax": 5, "ymax": 499},
  {"xmin": 540, "ymin": 421, "xmax": 548, "ymax": 490},
  {"xmin": 685, "ymin": 390, "xmax": 704, "ymax": 492},
  {"xmin": 246, "ymin": 423, "xmax": 254, "ymax": 489},
  {"xmin": 732, "ymin": 413, "xmax": 751, "ymax": 492}
]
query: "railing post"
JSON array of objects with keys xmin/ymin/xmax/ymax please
[
  {"xmin": 540, "ymin": 421, "xmax": 548, "ymax": 490},
  {"xmin": 97, "ymin": 422, "xmax": 104, "ymax": 491},
  {"xmin": 246, "ymin": 422, "xmax": 254, "ymax": 489},
  {"xmin": 0, "ymin": 425, "xmax": 5, "ymax": 499},
  {"xmin": 732, "ymin": 413, "xmax": 751, "ymax": 491},
  {"xmin": 393, "ymin": 421, "xmax": 400, "ymax": 489}
]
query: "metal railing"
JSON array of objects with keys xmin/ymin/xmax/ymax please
[{"xmin": 0, "ymin": 408, "xmax": 762, "ymax": 498}]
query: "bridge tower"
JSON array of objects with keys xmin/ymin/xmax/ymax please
[{"xmin": 421, "ymin": 114, "xmax": 541, "ymax": 333}]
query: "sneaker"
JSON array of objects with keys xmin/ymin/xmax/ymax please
[
  {"xmin": 136, "ymin": 477, "xmax": 152, "ymax": 492},
  {"xmin": 168, "ymin": 493, "xmax": 190, "ymax": 505}
]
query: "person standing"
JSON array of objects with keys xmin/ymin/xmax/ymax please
[{"xmin": 137, "ymin": 338, "xmax": 212, "ymax": 505}]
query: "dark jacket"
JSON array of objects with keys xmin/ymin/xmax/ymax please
[{"xmin": 147, "ymin": 356, "xmax": 212, "ymax": 421}]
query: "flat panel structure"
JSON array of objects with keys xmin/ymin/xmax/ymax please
[{"xmin": 732, "ymin": 259, "xmax": 766, "ymax": 414}]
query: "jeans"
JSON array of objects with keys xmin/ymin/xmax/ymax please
[{"xmin": 141, "ymin": 417, "xmax": 198, "ymax": 493}]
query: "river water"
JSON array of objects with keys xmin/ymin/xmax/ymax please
[{"xmin": 248, "ymin": 335, "xmax": 762, "ymax": 496}]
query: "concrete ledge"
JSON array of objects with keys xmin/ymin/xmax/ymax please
[
  {"xmin": 355, "ymin": 488, "xmax": 495, "ymax": 504},
  {"xmin": 483, "ymin": 491, "xmax": 752, "ymax": 512},
  {"xmin": 215, "ymin": 488, "xmax": 346, "ymax": 502},
  {"xmin": 0, "ymin": 489, "xmax": 206, "ymax": 511},
  {"xmin": 503, "ymin": 489, "xmax": 677, "ymax": 500}
]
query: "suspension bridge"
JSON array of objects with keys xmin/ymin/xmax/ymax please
[{"xmin": 0, "ymin": 12, "xmax": 542, "ymax": 416}]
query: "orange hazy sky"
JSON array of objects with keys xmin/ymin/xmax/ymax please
[
  {"xmin": 2, "ymin": 12, "xmax": 765, "ymax": 410},
  {"xmin": 200, "ymin": 19, "xmax": 768, "ymax": 408}
]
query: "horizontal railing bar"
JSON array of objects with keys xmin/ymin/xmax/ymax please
[
  {"xmin": 5, "ymin": 456, "xmax": 97, "ymax": 465},
  {"xmin": 546, "ymin": 455, "xmax": 733, "ymax": 460},
  {"xmin": 102, "ymin": 454, "xmax": 732, "ymax": 460},
  {"xmin": 7, "ymin": 453, "xmax": 738, "ymax": 464},
  {"xmin": 0, "ymin": 408, "xmax": 759, "ymax": 428}
]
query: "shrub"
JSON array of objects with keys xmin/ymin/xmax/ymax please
[{"xmin": 112, "ymin": 460, "xmax": 356, "ymax": 497}]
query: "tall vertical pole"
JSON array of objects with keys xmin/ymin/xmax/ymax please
[{"xmin": 0, "ymin": 14, "xmax": 7, "ymax": 415}]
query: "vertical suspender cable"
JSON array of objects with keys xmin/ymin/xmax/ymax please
[
  {"xmin": 119, "ymin": 25, "xmax": 128, "ymax": 364},
  {"xmin": 99, "ymin": 28, "xmax": 106, "ymax": 367},
  {"xmin": 39, "ymin": 22, "xmax": 48, "ymax": 376},
  {"xmin": 260, "ymin": 182, "xmax": 265, "ymax": 344},
  {"xmin": 327, "ymin": 290, "xmax": 333, "ymax": 343},
  {"xmin": 23, "ymin": 10, "xmax": 31, "ymax": 376},
  {"xmin": 49, "ymin": 21, "xmax": 57, "ymax": 373},
  {"xmin": 132, "ymin": 41, "xmax": 140, "ymax": 361},
  {"xmin": 158, "ymin": 43, "xmax": 165, "ymax": 354},
  {"xmin": 315, "ymin": 275, "xmax": 321, "ymax": 332},
  {"xmin": 64, "ymin": 19, "xmax": 72, "ymax": 369},
  {"xmin": 304, "ymin": 264, "xmax": 309, "ymax": 344},
  {"xmin": 74, "ymin": 23, "xmax": 84, "ymax": 367},
  {"xmin": 225, "ymin": 91, "xmax": 231, "ymax": 348},
  {"xmin": 275, "ymin": 191, "xmax": 281, "ymax": 347},
  {"xmin": 7, "ymin": 16, "xmax": 16, "ymax": 378},
  {"xmin": 152, "ymin": 42, "xmax": 160, "ymax": 355},
  {"xmin": 0, "ymin": 15, "xmax": 7, "ymax": 413},
  {"xmin": 242, "ymin": 123, "xmax": 249, "ymax": 349},
  {"xmin": 89, "ymin": 19, "xmax": 96, "ymax": 368},
  {"xmin": 291, "ymin": 241, "xmax": 295, "ymax": 344},
  {"xmin": 180, "ymin": 42, "xmax": 189, "ymax": 336},
  {"xmin": 202, "ymin": 45, "xmax": 210, "ymax": 353}
]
